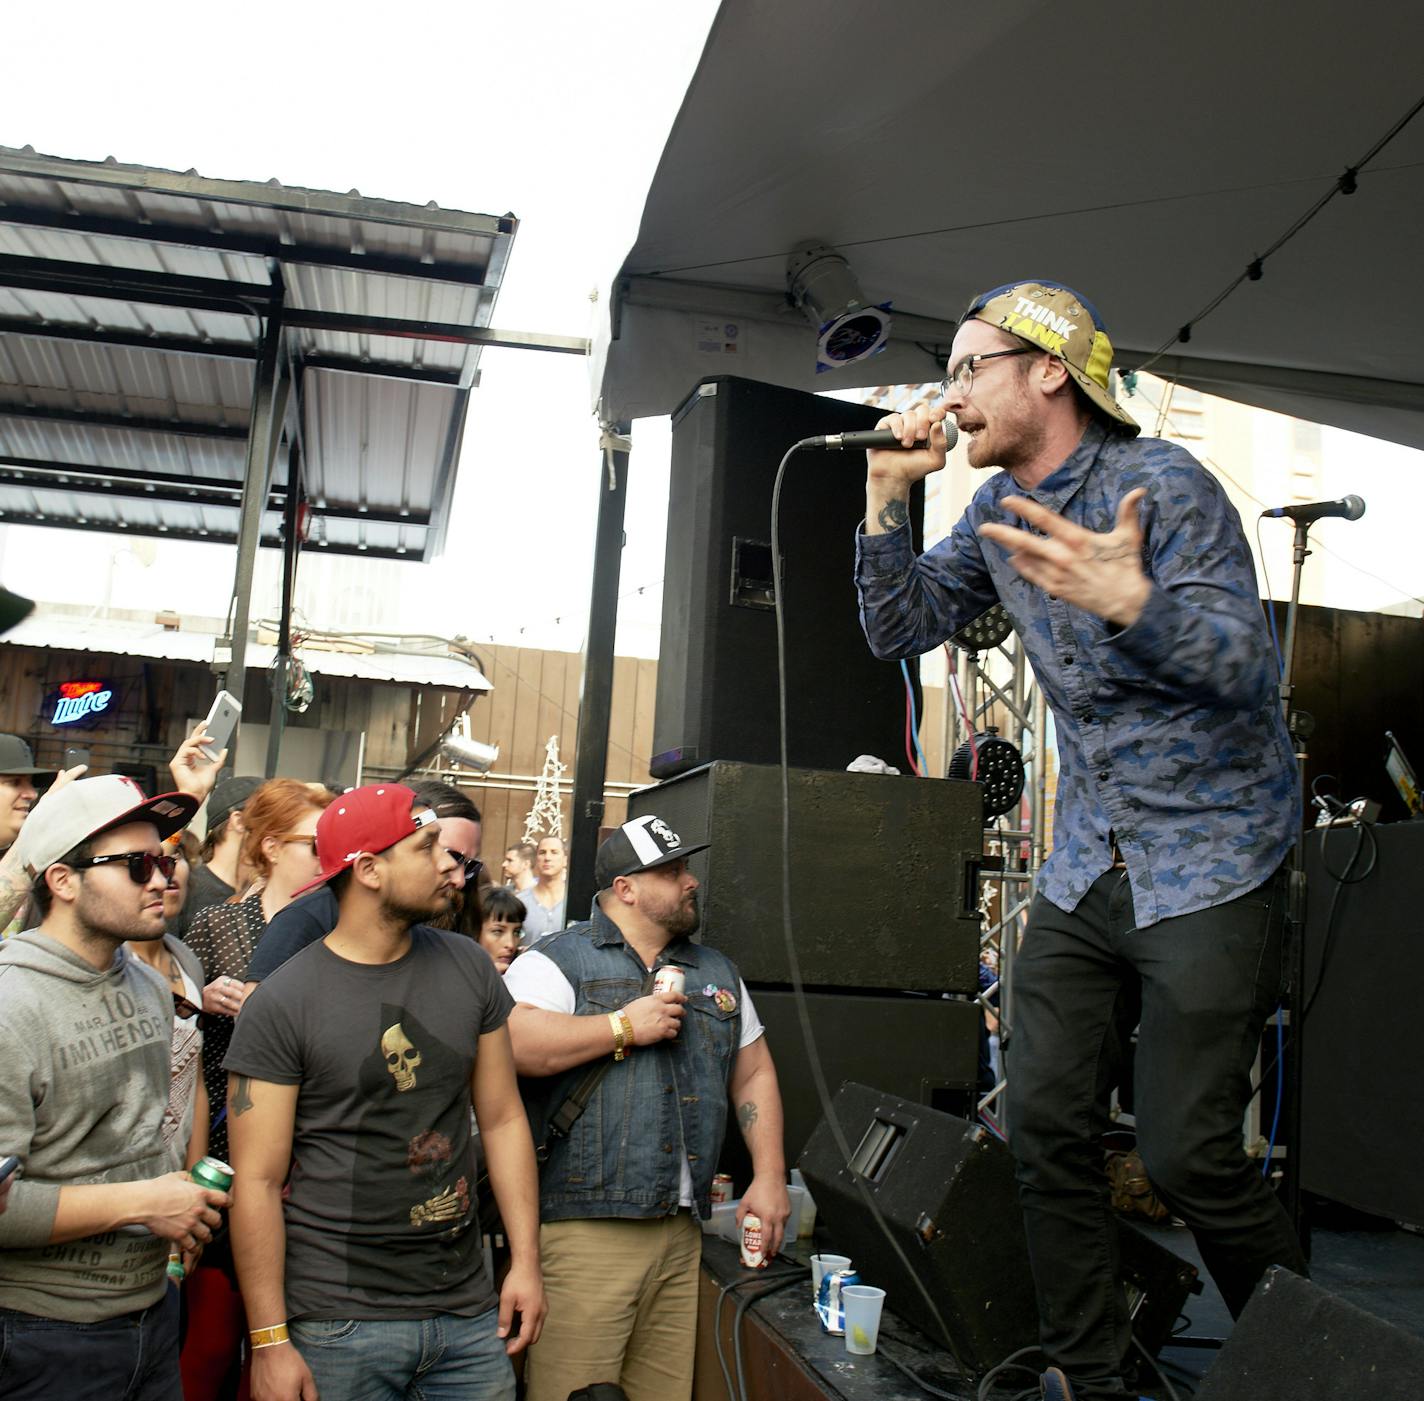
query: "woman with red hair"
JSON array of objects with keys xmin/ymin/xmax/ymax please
[{"xmin": 180, "ymin": 777, "xmax": 331, "ymax": 1400}]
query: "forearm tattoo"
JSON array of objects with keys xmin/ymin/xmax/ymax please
[
  {"xmin": 877, "ymin": 498, "xmax": 909, "ymax": 531},
  {"xmin": 737, "ymin": 1100, "xmax": 759, "ymax": 1131}
]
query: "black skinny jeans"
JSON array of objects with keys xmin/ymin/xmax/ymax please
[{"xmin": 1004, "ymin": 867, "xmax": 1307, "ymax": 1399}]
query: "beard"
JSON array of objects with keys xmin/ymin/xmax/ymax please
[
  {"xmin": 385, "ymin": 885, "xmax": 456, "ymax": 929},
  {"xmin": 76, "ymin": 890, "xmax": 166, "ymax": 945},
  {"xmin": 657, "ymin": 889, "xmax": 700, "ymax": 939}
]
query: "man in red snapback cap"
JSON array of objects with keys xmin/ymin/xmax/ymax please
[{"xmin": 225, "ymin": 783, "xmax": 544, "ymax": 1401}]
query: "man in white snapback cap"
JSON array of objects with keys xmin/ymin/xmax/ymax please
[
  {"xmin": 0, "ymin": 776, "xmax": 231, "ymax": 1400},
  {"xmin": 507, "ymin": 815, "xmax": 790, "ymax": 1401}
]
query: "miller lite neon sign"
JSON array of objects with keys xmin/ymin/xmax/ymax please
[{"xmin": 51, "ymin": 680, "xmax": 114, "ymax": 727}]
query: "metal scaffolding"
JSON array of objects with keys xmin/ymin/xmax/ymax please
[{"xmin": 939, "ymin": 626, "xmax": 1050, "ymax": 1129}]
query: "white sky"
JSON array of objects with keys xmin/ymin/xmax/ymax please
[
  {"xmin": 2, "ymin": 2, "xmax": 1420, "ymax": 664},
  {"xmin": 0, "ymin": 0, "xmax": 722, "ymax": 658}
]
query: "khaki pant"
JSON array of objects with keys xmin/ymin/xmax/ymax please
[{"xmin": 524, "ymin": 1213, "xmax": 702, "ymax": 1401}]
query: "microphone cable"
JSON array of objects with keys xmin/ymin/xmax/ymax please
[{"xmin": 770, "ymin": 439, "xmax": 970, "ymax": 1382}]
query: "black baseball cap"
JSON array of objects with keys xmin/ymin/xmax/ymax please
[
  {"xmin": 594, "ymin": 815, "xmax": 709, "ymax": 890},
  {"xmin": 0, "ymin": 733, "xmax": 49, "ymax": 777},
  {"xmin": 205, "ymin": 776, "xmax": 262, "ymax": 831}
]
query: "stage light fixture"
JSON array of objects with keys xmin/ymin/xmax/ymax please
[
  {"xmin": 439, "ymin": 715, "xmax": 499, "ymax": 773},
  {"xmin": 786, "ymin": 242, "xmax": 891, "ymax": 372}
]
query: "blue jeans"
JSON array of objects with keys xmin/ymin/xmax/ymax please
[
  {"xmin": 291, "ymin": 1307, "xmax": 515, "ymax": 1401},
  {"xmin": 0, "ymin": 1294, "xmax": 180, "ymax": 1400}
]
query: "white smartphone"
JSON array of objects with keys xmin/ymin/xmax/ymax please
[{"xmin": 200, "ymin": 690, "xmax": 243, "ymax": 763}]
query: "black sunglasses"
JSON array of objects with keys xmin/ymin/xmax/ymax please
[
  {"xmin": 444, "ymin": 850, "xmax": 484, "ymax": 883},
  {"xmin": 70, "ymin": 851, "xmax": 178, "ymax": 885}
]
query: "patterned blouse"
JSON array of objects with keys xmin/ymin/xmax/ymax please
[{"xmin": 183, "ymin": 892, "xmax": 268, "ymax": 1164}]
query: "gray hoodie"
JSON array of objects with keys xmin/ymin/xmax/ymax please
[{"xmin": 0, "ymin": 929, "xmax": 178, "ymax": 1321}]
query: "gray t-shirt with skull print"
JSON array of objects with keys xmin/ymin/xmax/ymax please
[{"xmin": 225, "ymin": 926, "xmax": 513, "ymax": 1320}]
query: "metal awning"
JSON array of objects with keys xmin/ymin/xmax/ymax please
[
  {"xmin": 0, "ymin": 613, "xmax": 490, "ymax": 691},
  {"xmin": 0, "ymin": 144, "xmax": 526, "ymax": 563}
]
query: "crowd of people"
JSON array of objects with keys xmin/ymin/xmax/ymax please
[{"xmin": 0, "ymin": 729, "xmax": 788, "ymax": 1401}]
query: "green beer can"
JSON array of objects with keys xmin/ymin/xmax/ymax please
[
  {"xmin": 191, "ymin": 1156, "xmax": 234, "ymax": 1193},
  {"xmin": 168, "ymin": 1157, "xmax": 234, "ymax": 1279}
]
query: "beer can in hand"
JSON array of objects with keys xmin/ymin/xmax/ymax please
[
  {"xmin": 653, "ymin": 966, "xmax": 685, "ymax": 998},
  {"xmin": 191, "ymin": 1156, "xmax": 234, "ymax": 1193},
  {"xmin": 740, "ymin": 1212, "xmax": 767, "ymax": 1269},
  {"xmin": 168, "ymin": 1157, "xmax": 235, "ymax": 1279}
]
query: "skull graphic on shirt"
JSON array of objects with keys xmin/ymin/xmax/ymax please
[{"xmin": 380, "ymin": 1022, "xmax": 421, "ymax": 1091}]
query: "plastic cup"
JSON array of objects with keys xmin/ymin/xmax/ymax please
[
  {"xmin": 785, "ymin": 1183, "xmax": 806, "ymax": 1242},
  {"xmin": 811, "ymin": 1252, "xmax": 851, "ymax": 1299},
  {"xmin": 842, "ymin": 1284, "xmax": 886, "ymax": 1355}
]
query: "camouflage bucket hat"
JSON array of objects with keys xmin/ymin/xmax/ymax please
[{"xmin": 964, "ymin": 280, "xmax": 1139, "ymax": 435}]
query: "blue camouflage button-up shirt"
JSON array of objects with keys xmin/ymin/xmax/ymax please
[{"xmin": 856, "ymin": 419, "xmax": 1297, "ymax": 927}]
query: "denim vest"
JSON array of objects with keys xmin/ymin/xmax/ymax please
[{"xmin": 524, "ymin": 906, "xmax": 744, "ymax": 1222}]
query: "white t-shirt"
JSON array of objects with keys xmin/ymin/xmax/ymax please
[{"xmin": 505, "ymin": 950, "xmax": 763, "ymax": 1208}]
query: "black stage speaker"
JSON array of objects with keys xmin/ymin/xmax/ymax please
[
  {"xmin": 715, "ymin": 989, "xmax": 978, "ymax": 1189},
  {"xmin": 627, "ymin": 760, "xmax": 982, "ymax": 993},
  {"xmin": 798, "ymin": 1083, "xmax": 1199, "ymax": 1378},
  {"xmin": 1196, "ymin": 1267, "xmax": 1424, "ymax": 1400},
  {"xmin": 1301, "ymin": 822, "xmax": 1424, "ymax": 1228},
  {"xmin": 652, "ymin": 376, "xmax": 925, "ymax": 779}
]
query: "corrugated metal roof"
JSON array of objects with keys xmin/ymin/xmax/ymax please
[
  {"xmin": 0, "ymin": 144, "xmax": 519, "ymax": 564},
  {"xmin": 0, "ymin": 613, "xmax": 491, "ymax": 690}
]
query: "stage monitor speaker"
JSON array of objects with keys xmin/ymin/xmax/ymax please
[
  {"xmin": 714, "ymin": 989, "xmax": 978, "ymax": 1190},
  {"xmin": 798, "ymin": 1082, "xmax": 1200, "ymax": 1379},
  {"xmin": 1195, "ymin": 1266, "xmax": 1424, "ymax": 1400},
  {"xmin": 652, "ymin": 375, "xmax": 925, "ymax": 779},
  {"xmin": 627, "ymin": 760, "xmax": 982, "ymax": 993},
  {"xmin": 798, "ymin": 1081, "xmax": 1037, "ymax": 1376}
]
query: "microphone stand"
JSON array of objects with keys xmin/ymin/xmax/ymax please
[{"xmin": 1276, "ymin": 519, "xmax": 1313, "ymax": 1258}]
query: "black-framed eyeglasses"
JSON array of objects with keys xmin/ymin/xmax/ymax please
[
  {"xmin": 172, "ymin": 992, "xmax": 201, "ymax": 1021},
  {"xmin": 445, "ymin": 850, "xmax": 483, "ymax": 883},
  {"xmin": 939, "ymin": 347, "xmax": 1035, "ymax": 399},
  {"xmin": 69, "ymin": 851, "xmax": 178, "ymax": 885}
]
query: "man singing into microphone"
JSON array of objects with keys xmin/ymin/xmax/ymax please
[{"xmin": 856, "ymin": 281, "xmax": 1306, "ymax": 1401}]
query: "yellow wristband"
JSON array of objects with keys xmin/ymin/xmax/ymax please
[
  {"xmin": 609, "ymin": 1011, "xmax": 626, "ymax": 1061},
  {"xmin": 249, "ymin": 1323, "xmax": 289, "ymax": 1348},
  {"xmin": 617, "ymin": 1009, "xmax": 634, "ymax": 1054}
]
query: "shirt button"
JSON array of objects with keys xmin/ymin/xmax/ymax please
[
  {"xmin": 1062, "ymin": 655, "xmax": 1075, "ymax": 666},
  {"xmin": 1098, "ymin": 771, "xmax": 1110, "ymax": 782}
]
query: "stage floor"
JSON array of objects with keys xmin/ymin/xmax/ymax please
[
  {"xmin": 696, "ymin": 1217, "xmax": 1424, "ymax": 1400},
  {"xmin": 1142, "ymin": 1215, "xmax": 1424, "ymax": 1395}
]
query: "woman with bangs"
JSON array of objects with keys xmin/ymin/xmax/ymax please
[{"xmin": 179, "ymin": 777, "xmax": 331, "ymax": 1401}]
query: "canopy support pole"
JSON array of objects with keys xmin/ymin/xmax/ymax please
[
  {"xmin": 265, "ymin": 428, "xmax": 304, "ymax": 779},
  {"xmin": 222, "ymin": 296, "xmax": 286, "ymax": 744},
  {"xmin": 566, "ymin": 425, "xmax": 632, "ymax": 924}
]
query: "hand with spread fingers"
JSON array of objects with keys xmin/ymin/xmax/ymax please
[{"xmin": 978, "ymin": 488, "xmax": 1152, "ymax": 628}]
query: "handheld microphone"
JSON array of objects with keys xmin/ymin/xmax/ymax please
[
  {"xmin": 809, "ymin": 421, "xmax": 960, "ymax": 453},
  {"xmin": 1261, "ymin": 495, "xmax": 1365, "ymax": 523}
]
